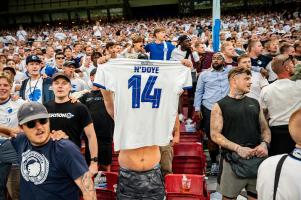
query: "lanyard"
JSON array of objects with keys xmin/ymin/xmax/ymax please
[{"xmin": 29, "ymin": 77, "xmax": 41, "ymax": 95}]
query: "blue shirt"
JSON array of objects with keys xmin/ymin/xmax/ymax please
[
  {"xmin": 11, "ymin": 134, "xmax": 88, "ymax": 200},
  {"xmin": 144, "ymin": 41, "xmax": 175, "ymax": 60},
  {"xmin": 194, "ymin": 66, "xmax": 231, "ymax": 111}
]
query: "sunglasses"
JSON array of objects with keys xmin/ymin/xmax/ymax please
[
  {"xmin": 25, "ymin": 118, "xmax": 48, "ymax": 128},
  {"xmin": 56, "ymin": 57, "xmax": 65, "ymax": 60}
]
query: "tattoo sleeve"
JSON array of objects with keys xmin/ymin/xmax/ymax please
[
  {"xmin": 259, "ymin": 107, "xmax": 271, "ymax": 143},
  {"xmin": 210, "ymin": 103, "xmax": 240, "ymax": 152},
  {"xmin": 75, "ymin": 172, "xmax": 96, "ymax": 200}
]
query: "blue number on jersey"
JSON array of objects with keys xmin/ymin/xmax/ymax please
[
  {"xmin": 128, "ymin": 75, "xmax": 141, "ymax": 108},
  {"xmin": 128, "ymin": 75, "xmax": 162, "ymax": 108}
]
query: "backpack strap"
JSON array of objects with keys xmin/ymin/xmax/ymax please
[{"xmin": 273, "ymin": 154, "xmax": 288, "ymax": 200}]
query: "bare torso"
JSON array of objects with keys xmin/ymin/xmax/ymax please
[{"xmin": 118, "ymin": 145, "xmax": 161, "ymax": 171}]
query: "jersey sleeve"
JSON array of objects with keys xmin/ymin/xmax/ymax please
[
  {"xmin": 57, "ymin": 140, "xmax": 89, "ymax": 180},
  {"xmin": 178, "ymin": 67, "xmax": 193, "ymax": 93},
  {"xmin": 93, "ymin": 65, "xmax": 115, "ymax": 92}
]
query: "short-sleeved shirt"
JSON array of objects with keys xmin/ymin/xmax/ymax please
[
  {"xmin": 11, "ymin": 135, "xmax": 88, "ymax": 200},
  {"xmin": 44, "ymin": 100, "xmax": 93, "ymax": 147},
  {"xmin": 144, "ymin": 42, "xmax": 175, "ymax": 60},
  {"xmin": 259, "ymin": 79, "xmax": 301, "ymax": 126},
  {"xmin": 94, "ymin": 58, "xmax": 192, "ymax": 151}
]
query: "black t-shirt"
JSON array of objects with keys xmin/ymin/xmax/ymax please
[
  {"xmin": 79, "ymin": 90, "xmax": 114, "ymax": 144},
  {"xmin": 44, "ymin": 100, "xmax": 92, "ymax": 147},
  {"xmin": 11, "ymin": 134, "xmax": 88, "ymax": 200},
  {"xmin": 218, "ymin": 96, "xmax": 261, "ymax": 148}
]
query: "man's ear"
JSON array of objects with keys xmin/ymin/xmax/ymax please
[{"xmin": 19, "ymin": 125, "xmax": 23, "ymax": 131}]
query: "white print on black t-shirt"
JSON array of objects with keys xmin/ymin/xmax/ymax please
[
  {"xmin": 49, "ymin": 113, "xmax": 74, "ymax": 119},
  {"xmin": 21, "ymin": 150, "xmax": 49, "ymax": 185}
]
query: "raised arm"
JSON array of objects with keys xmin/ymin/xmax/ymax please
[
  {"xmin": 74, "ymin": 171, "xmax": 96, "ymax": 200},
  {"xmin": 100, "ymin": 88, "xmax": 114, "ymax": 120}
]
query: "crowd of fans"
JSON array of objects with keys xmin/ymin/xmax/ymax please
[{"xmin": 0, "ymin": 8, "xmax": 301, "ymax": 200}]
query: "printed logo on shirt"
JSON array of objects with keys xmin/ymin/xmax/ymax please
[
  {"xmin": 49, "ymin": 113, "xmax": 75, "ymax": 119},
  {"xmin": 28, "ymin": 89, "xmax": 42, "ymax": 102},
  {"xmin": 21, "ymin": 150, "xmax": 49, "ymax": 185},
  {"xmin": 0, "ymin": 117, "xmax": 10, "ymax": 124}
]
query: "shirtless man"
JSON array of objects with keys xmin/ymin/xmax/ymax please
[{"xmin": 94, "ymin": 58, "xmax": 192, "ymax": 200}]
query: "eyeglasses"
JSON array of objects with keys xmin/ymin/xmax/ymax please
[
  {"xmin": 56, "ymin": 57, "xmax": 65, "ymax": 60},
  {"xmin": 25, "ymin": 118, "xmax": 48, "ymax": 128}
]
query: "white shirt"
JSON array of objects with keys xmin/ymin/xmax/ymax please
[
  {"xmin": 260, "ymin": 79, "xmax": 301, "ymax": 126},
  {"xmin": 25, "ymin": 78, "xmax": 43, "ymax": 103},
  {"xmin": 16, "ymin": 30, "xmax": 27, "ymax": 41},
  {"xmin": 246, "ymin": 71, "xmax": 269, "ymax": 101},
  {"xmin": 257, "ymin": 154, "xmax": 301, "ymax": 200},
  {"xmin": 71, "ymin": 77, "xmax": 89, "ymax": 92},
  {"xmin": 0, "ymin": 97, "xmax": 25, "ymax": 128},
  {"xmin": 266, "ymin": 61, "xmax": 278, "ymax": 82},
  {"xmin": 170, "ymin": 47, "xmax": 200, "ymax": 63},
  {"xmin": 94, "ymin": 58, "xmax": 192, "ymax": 151},
  {"xmin": 93, "ymin": 26, "xmax": 102, "ymax": 37}
]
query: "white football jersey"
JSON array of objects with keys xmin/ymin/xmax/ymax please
[
  {"xmin": 94, "ymin": 58, "xmax": 192, "ymax": 151},
  {"xmin": 0, "ymin": 98, "xmax": 25, "ymax": 133}
]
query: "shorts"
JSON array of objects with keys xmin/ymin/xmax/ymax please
[
  {"xmin": 85, "ymin": 142, "xmax": 112, "ymax": 166},
  {"xmin": 219, "ymin": 160, "xmax": 257, "ymax": 199},
  {"xmin": 117, "ymin": 164, "xmax": 165, "ymax": 200}
]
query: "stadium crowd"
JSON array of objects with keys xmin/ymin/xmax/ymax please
[{"xmin": 0, "ymin": 8, "xmax": 301, "ymax": 200}]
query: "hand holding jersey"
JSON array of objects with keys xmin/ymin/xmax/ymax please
[{"xmin": 94, "ymin": 58, "xmax": 192, "ymax": 199}]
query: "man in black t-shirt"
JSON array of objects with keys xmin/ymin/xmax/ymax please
[
  {"xmin": 210, "ymin": 67, "xmax": 271, "ymax": 200},
  {"xmin": 79, "ymin": 69, "xmax": 114, "ymax": 171},
  {"xmin": 44, "ymin": 73, "xmax": 98, "ymax": 174},
  {"xmin": 0, "ymin": 102, "xmax": 96, "ymax": 200}
]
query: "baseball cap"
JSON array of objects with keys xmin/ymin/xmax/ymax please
[
  {"xmin": 63, "ymin": 60, "xmax": 76, "ymax": 68},
  {"xmin": 17, "ymin": 102, "xmax": 49, "ymax": 125},
  {"xmin": 26, "ymin": 55, "xmax": 41, "ymax": 65},
  {"xmin": 177, "ymin": 35, "xmax": 191, "ymax": 44},
  {"xmin": 52, "ymin": 72, "xmax": 71, "ymax": 83},
  {"xmin": 3, "ymin": 66, "xmax": 16, "ymax": 75}
]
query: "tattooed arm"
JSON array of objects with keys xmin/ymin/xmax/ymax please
[
  {"xmin": 75, "ymin": 172, "xmax": 96, "ymax": 200},
  {"xmin": 259, "ymin": 107, "xmax": 271, "ymax": 144},
  {"xmin": 254, "ymin": 107, "xmax": 271, "ymax": 157}
]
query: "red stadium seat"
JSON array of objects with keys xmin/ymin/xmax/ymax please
[
  {"xmin": 180, "ymin": 131, "xmax": 202, "ymax": 143},
  {"xmin": 165, "ymin": 174, "xmax": 210, "ymax": 200},
  {"xmin": 172, "ymin": 143, "xmax": 206, "ymax": 174}
]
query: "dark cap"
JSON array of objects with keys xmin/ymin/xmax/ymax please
[
  {"xmin": 178, "ymin": 35, "xmax": 191, "ymax": 44},
  {"xmin": 18, "ymin": 102, "xmax": 49, "ymax": 125},
  {"xmin": 26, "ymin": 55, "xmax": 41, "ymax": 65},
  {"xmin": 63, "ymin": 60, "xmax": 76, "ymax": 68},
  {"xmin": 52, "ymin": 72, "xmax": 71, "ymax": 83},
  {"xmin": 3, "ymin": 66, "xmax": 16, "ymax": 76}
]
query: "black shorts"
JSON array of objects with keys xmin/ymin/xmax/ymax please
[
  {"xmin": 117, "ymin": 165, "xmax": 165, "ymax": 200},
  {"xmin": 85, "ymin": 141, "xmax": 112, "ymax": 166}
]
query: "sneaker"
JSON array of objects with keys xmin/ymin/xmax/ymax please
[{"xmin": 210, "ymin": 163, "xmax": 219, "ymax": 176}]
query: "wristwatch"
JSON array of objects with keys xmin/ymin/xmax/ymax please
[{"xmin": 91, "ymin": 157, "xmax": 98, "ymax": 162}]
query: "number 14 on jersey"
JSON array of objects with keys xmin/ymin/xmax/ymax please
[{"xmin": 128, "ymin": 75, "xmax": 162, "ymax": 108}]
